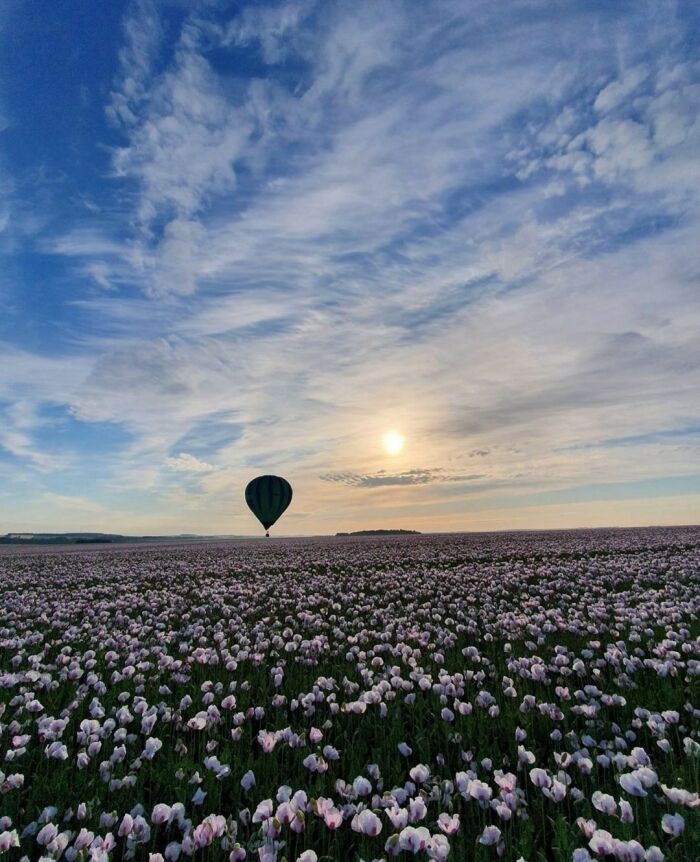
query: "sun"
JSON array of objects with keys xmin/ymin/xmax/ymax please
[{"xmin": 383, "ymin": 430, "xmax": 405, "ymax": 456}]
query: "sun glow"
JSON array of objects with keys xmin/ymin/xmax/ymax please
[{"xmin": 383, "ymin": 430, "xmax": 405, "ymax": 456}]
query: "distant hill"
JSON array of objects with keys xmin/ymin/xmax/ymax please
[
  {"xmin": 335, "ymin": 529, "xmax": 421, "ymax": 536},
  {"xmin": 0, "ymin": 533, "xmax": 232, "ymax": 545}
]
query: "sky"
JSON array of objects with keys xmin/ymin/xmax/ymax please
[{"xmin": 0, "ymin": 0, "xmax": 699, "ymax": 536}]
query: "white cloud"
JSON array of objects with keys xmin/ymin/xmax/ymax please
[
  {"xmin": 539, "ymin": 60, "xmax": 700, "ymax": 199},
  {"xmin": 107, "ymin": 0, "xmax": 163, "ymax": 128},
  {"xmin": 40, "ymin": 492, "xmax": 106, "ymax": 513},
  {"xmin": 166, "ymin": 452, "xmax": 216, "ymax": 472},
  {"xmin": 111, "ymin": 32, "xmax": 252, "ymax": 231},
  {"xmin": 594, "ymin": 65, "xmax": 649, "ymax": 114}
]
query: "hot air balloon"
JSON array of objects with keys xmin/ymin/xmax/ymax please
[{"xmin": 245, "ymin": 475, "xmax": 293, "ymax": 537}]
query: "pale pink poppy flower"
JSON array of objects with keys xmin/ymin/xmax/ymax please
[
  {"xmin": 616, "ymin": 840, "xmax": 645, "ymax": 862},
  {"xmin": 543, "ymin": 779, "xmax": 567, "ymax": 803},
  {"xmin": 314, "ymin": 797, "xmax": 334, "ymax": 817},
  {"xmin": 309, "ymin": 727, "xmax": 323, "ymax": 743},
  {"xmin": 632, "ymin": 768, "xmax": 656, "ymax": 792},
  {"xmin": 99, "ymin": 812, "xmax": 117, "ymax": 829},
  {"xmin": 577, "ymin": 758, "xmax": 594, "ymax": 775},
  {"xmin": 199, "ymin": 815, "xmax": 226, "ymax": 840},
  {"xmin": 494, "ymin": 772, "xmax": 517, "ymax": 793},
  {"xmin": 554, "ymin": 752, "xmax": 572, "ymax": 769},
  {"xmin": 36, "ymin": 823, "xmax": 58, "ymax": 847},
  {"xmin": 241, "ymin": 770, "xmax": 256, "ymax": 791},
  {"xmin": 352, "ymin": 809, "xmax": 382, "ymax": 836},
  {"xmin": 74, "ymin": 828, "xmax": 94, "ymax": 850},
  {"xmin": 296, "ymin": 852, "xmax": 317, "ymax": 862},
  {"xmin": 592, "ymin": 792, "xmax": 617, "ymax": 816},
  {"xmin": 619, "ymin": 773, "xmax": 646, "ymax": 797},
  {"xmin": 428, "ymin": 834, "xmax": 451, "ymax": 861},
  {"xmin": 323, "ymin": 808, "xmax": 343, "ymax": 830},
  {"xmin": 588, "ymin": 829, "xmax": 616, "ymax": 855},
  {"xmin": 644, "ymin": 847, "xmax": 664, "ymax": 862},
  {"xmin": 191, "ymin": 788, "xmax": 207, "ymax": 806},
  {"xmin": 387, "ymin": 806, "xmax": 409, "ymax": 830},
  {"xmin": 258, "ymin": 841, "xmax": 282, "ymax": 862},
  {"xmin": 385, "ymin": 833, "xmax": 401, "ymax": 857},
  {"xmin": 619, "ymin": 800, "xmax": 634, "ymax": 823},
  {"xmin": 661, "ymin": 785, "xmax": 700, "ymax": 808},
  {"xmin": 253, "ymin": 800, "xmax": 274, "ymax": 824},
  {"xmin": 468, "ymin": 779, "xmax": 492, "ymax": 802},
  {"xmin": 494, "ymin": 801, "xmax": 513, "ymax": 821},
  {"xmin": 151, "ymin": 804, "xmax": 172, "ymax": 825},
  {"xmin": 193, "ymin": 822, "xmax": 214, "ymax": 849},
  {"xmin": 576, "ymin": 818, "xmax": 597, "ymax": 839},
  {"xmin": 630, "ymin": 747, "xmax": 651, "ymax": 767},
  {"xmin": 165, "ymin": 842, "xmax": 182, "ymax": 861},
  {"xmin": 258, "ymin": 731, "xmax": 278, "ymax": 753},
  {"xmin": 408, "ymin": 797, "xmax": 427, "ymax": 822},
  {"xmin": 409, "ymin": 764, "xmax": 430, "ymax": 784},
  {"xmin": 437, "ymin": 812, "xmax": 460, "ymax": 835},
  {"xmin": 518, "ymin": 746, "xmax": 536, "ymax": 765},
  {"xmin": 149, "ymin": 855, "xmax": 165, "ymax": 862},
  {"xmin": 454, "ymin": 772, "xmax": 469, "ymax": 793},
  {"xmin": 118, "ymin": 814, "xmax": 134, "ymax": 838},
  {"xmin": 399, "ymin": 825, "xmax": 431, "ymax": 853},
  {"xmin": 44, "ymin": 742, "xmax": 68, "ymax": 760},
  {"xmin": 302, "ymin": 754, "xmax": 321, "ymax": 772},
  {"xmin": 529, "ymin": 768, "xmax": 551, "ymax": 789},
  {"xmin": 229, "ymin": 845, "xmax": 247, "ymax": 861},
  {"xmin": 0, "ymin": 831, "xmax": 19, "ymax": 852},
  {"xmin": 353, "ymin": 776, "xmax": 372, "ymax": 796},
  {"xmin": 291, "ymin": 790, "xmax": 308, "ymax": 811},
  {"xmin": 276, "ymin": 803, "xmax": 294, "ymax": 826},
  {"xmin": 661, "ymin": 813, "xmax": 684, "ymax": 836},
  {"xmin": 143, "ymin": 737, "xmax": 163, "ymax": 760},
  {"xmin": 276, "ymin": 786, "xmax": 292, "ymax": 803},
  {"xmin": 141, "ymin": 713, "xmax": 157, "ymax": 735},
  {"xmin": 478, "ymin": 825, "xmax": 501, "ymax": 846}
]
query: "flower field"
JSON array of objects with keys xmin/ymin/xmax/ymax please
[{"xmin": 0, "ymin": 527, "xmax": 698, "ymax": 862}]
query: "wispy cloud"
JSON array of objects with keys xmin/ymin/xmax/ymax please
[
  {"xmin": 321, "ymin": 469, "xmax": 484, "ymax": 488},
  {"xmin": 166, "ymin": 452, "xmax": 216, "ymax": 473}
]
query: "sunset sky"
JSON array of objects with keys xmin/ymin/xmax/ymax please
[{"xmin": 1, "ymin": 0, "xmax": 699, "ymax": 535}]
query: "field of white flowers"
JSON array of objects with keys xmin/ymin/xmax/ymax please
[{"xmin": 0, "ymin": 527, "xmax": 698, "ymax": 862}]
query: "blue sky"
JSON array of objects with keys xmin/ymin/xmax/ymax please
[{"xmin": 1, "ymin": 0, "xmax": 699, "ymax": 535}]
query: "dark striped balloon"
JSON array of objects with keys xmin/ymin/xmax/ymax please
[{"xmin": 244, "ymin": 475, "xmax": 293, "ymax": 536}]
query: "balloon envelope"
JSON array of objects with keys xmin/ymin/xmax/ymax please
[{"xmin": 245, "ymin": 475, "xmax": 293, "ymax": 534}]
